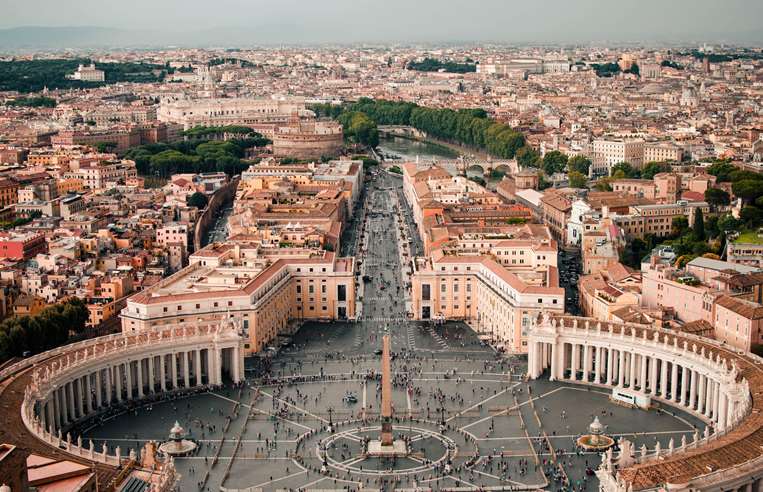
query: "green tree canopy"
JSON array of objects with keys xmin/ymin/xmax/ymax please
[
  {"xmin": 406, "ymin": 57, "xmax": 476, "ymax": 73},
  {"xmin": 542, "ymin": 151, "xmax": 568, "ymax": 175},
  {"xmin": 0, "ymin": 298, "xmax": 89, "ymax": 364},
  {"xmin": 641, "ymin": 161, "xmax": 672, "ymax": 180},
  {"xmin": 187, "ymin": 191, "xmax": 209, "ymax": 209},
  {"xmin": 567, "ymin": 155, "xmax": 591, "ymax": 175},
  {"xmin": 706, "ymin": 160, "xmax": 737, "ymax": 182},
  {"xmin": 339, "ymin": 112, "xmax": 379, "ymax": 147},
  {"xmin": 733, "ymin": 179, "xmax": 763, "ymax": 203},
  {"xmin": 610, "ymin": 162, "xmax": 641, "ymax": 178},
  {"xmin": 704, "ymin": 188, "xmax": 731, "ymax": 207},
  {"xmin": 693, "ymin": 208, "xmax": 706, "ymax": 241},
  {"xmin": 568, "ymin": 171, "xmax": 588, "ymax": 189},
  {"xmin": 516, "ymin": 146, "xmax": 541, "ymax": 168},
  {"xmin": 313, "ymin": 98, "xmax": 525, "ymax": 159}
]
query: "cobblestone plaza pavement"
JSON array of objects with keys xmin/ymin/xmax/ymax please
[{"xmin": 80, "ymin": 173, "xmax": 706, "ymax": 491}]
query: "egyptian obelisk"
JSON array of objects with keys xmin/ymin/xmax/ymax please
[{"xmin": 380, "ymin": 334, "xmax": 393, "ymax": 446}]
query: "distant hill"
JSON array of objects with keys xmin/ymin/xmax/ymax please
[
  {"xmin": 0, "ymin": 26, "xmax": 143, "ymax": 49},
  {"xmin": 0, "ymin": 25, "xmax": 760, "ymax": 51}
]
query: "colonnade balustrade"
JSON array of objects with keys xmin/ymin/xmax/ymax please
[{"xmin": 19, "ymin": 320, "xmax": 245, "ymax": 467}]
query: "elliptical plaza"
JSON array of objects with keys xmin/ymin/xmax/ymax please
[{"xmin": 68, "ymin": 172, "xmax": 710, "ymax": 491}]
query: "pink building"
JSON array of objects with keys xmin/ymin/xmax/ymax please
[
  {"xmin": 714, "ymin": 295, "xmax": 763, "ymax": 351},
  {"xmin": 641, "ymin": 258, "xmax": 716, "ymax": 324}
]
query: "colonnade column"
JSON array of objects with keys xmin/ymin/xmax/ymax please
[
  {"xmin": 115, "ymin": 364, "xmax": 123, "ymax": 402},
  {"xmin": 171, "ymin": 353, "xmax": 178, "ymax": 388},
  {"xmin": 605, "ymin": 348, "xmax": 613, "ymax": 385},
  {"xmin": 671, "ymin": 363, "xmax": 679, "ymax": 402},
  {"xmin": 629, "ymin": 352, "xmax": 636, "ymax": 388},
  {"xmin": 207, "ymin": 349, "xmax": 216, "ymax": 386},
  {"xmin": 95, "ymin": 369, "xmax": 103, "ymax": 408},
  {"xmin": 689, "ymin": 369, "xmax": 698, "ymax": 409},
  {"xmin": 160, "ymin": 354, "xmax": 167, "ymax": 391},
  {"xmin": 148, "ymin": 356, "xmax": 155, "ymax": 394},
  {"xmin": 571, "ymin": 344, "xmax": 579, "ymax": 381},
  {"xmin": 582, "ymin": 344, "xmax": 590, "ymax": 382},
  {"xmin": 195, "ymin": 350, "xmax": 202, "ymax": 386},
  {"xmin": 53, "ymin": 391, "xmax": 61, "ymax": 430},
  {"xmin": 67, "ymin": 382, "xmax": 75, "ymax": 420},
  {"xmin": 697, "ymin": 374, "xmax": 706, "ymax": 414},
  {"xmin": 704, "ymin": 378, "xmax": 714, "ymax": 419},
  {"xmin": 549, "ymin": 343, "xmax": 558, "ymax": 381},
  {"xmin": 59, "ymin": 388, "xmax": 66, "ymax": 425},
  {"xmin": 183, "ymin": 352, "xmax": 190, "ymax": 388},
  {"xmin": 45, "ymin": 400, "xmax": 53, "ymax": 432},
  {"xmin": 75, "ymin": 378, "xmax": 84, "ymax": 417},
  {"xmin": 136, "ymin": 358, "xmax": 144, "ymax": 398},
  {"xmin": 649, "ymin": 357, "xmax": 658, "ymax": 395},
  {"xmin": 718, "ymin": 392, "xmax": 728, "ymax": 429},
  {"xmin": 56, "ymin": 388, "xmax": 65, "ymax": 425},
  {"xmin": 125, "ymin": 361, "xmax": 133, "ymax": 400},
  {"xmin": 618, "ymin": 350, "xmax": 625, "ymax": 387},
  {"xmin": 105, "ymin": 366, "xmax": 113, "ymax": 404},
  {"xmin": 660, "ymin": 359, "xmax": 668, "ymax": 397},
  {"xmin": 639, "ymin": 354, "xmax": 648, "ymax": 392},
  {"xmin": 681, "ymin": 365, "xmax": 689, "ymax": 406},
  {"xmin": 594, "ymin": 346, "xmax": 602, "ymax": 384}
]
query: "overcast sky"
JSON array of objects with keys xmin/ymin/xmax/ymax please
[{"xmin": 1, "ymin": 0, "xmax": 762, "ymax": 45}]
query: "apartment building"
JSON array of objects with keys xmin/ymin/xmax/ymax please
[
  {"xmin": 591, "ymin": 139, "xmax": 645, "ymax": 175},
  {"xmin": 643, "ymin": 143, "xmax": 683, "ymax": 163}
]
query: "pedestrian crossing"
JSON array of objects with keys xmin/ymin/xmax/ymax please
[
  {"xmin": 406, "ymin": 323, "xmax": 416, "ymax": 350},
  {"xmin": 428, "ymin": 325, "xmax": 449, "ymax": 349}
]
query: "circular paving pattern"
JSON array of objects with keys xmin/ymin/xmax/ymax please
[{"xmin": 302, "ymin": 420, "xmax": 467, "ymax": 478}]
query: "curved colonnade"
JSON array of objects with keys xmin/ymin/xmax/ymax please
[
  {"xmin": 16, "ymin": 321, "xmax": 245, "ymax": 470},
  {"xmin": 528, "ymin": 314, "xmax": 763, "ymax": 492}
]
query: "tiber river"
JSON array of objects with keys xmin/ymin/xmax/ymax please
[{"xmin": 377, "ymin": 136, "xmax": 502, "ymax": 186}]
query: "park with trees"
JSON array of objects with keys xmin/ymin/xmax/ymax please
[
  {"xmin": 0, "ymin": 298, "xmax": 89, "ymax": 364},
  {"xmin": 406, "ymin": 57, "xmax": 477, "ymax": 73},
  {"xmin": 311, "ymin": 98, "xmax": 526, "ymax": 160},
  {"xmin": 123, "ymin": 127, "xmax": 270, "ymax": 178},
  {"xmin": 0, "ymin": 58, "xmax": 168, "ymax": 92}
]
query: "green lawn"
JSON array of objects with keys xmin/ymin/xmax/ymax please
[{"xmin": 734, "ymin": 231, "xmax": 763, "ymax": 244}]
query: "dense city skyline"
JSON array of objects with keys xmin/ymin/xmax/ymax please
[
  {"xmin": 1, "ymin": 1, "xmax": 763, "ymax": 489},
  {"xmin": 0, "ymin": 0, "xmax": 762, "ymax": 48}
]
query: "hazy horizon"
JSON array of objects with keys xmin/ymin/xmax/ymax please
[{"xmin": 1, "ymin": 0, "xmax": 762, "ymax": 46}]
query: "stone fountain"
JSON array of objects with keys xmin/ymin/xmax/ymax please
[
  {"xmin": 158, "ymin": 421, "xmax": 197, "ymax": 457},
  {"xmin": 577, "ymin": 416, "xmax": 615, "ymax": 451}
]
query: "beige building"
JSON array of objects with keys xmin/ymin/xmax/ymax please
[
  {"xmin": 69, "ymin": 63, "xmax": 105, "ymax": 82},
  {"xmin": 644, "ymin": 143, "xmax": 683, "ymax": 163},
  {"xmin": 157, "ymin": 96, "xmax": 305, "ymax": 130},
  {"xmin": 591, "ymin": 139, "xmax": 644, "ymax": 174},
  {"xmin": 121, "ymin": 242, "xmax": 355, "ymax": 354},
  {"xmin": 410, "ymin": 239, "xmax": 563, "ymax": 353}
]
